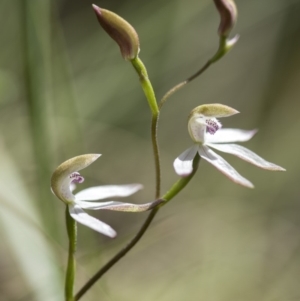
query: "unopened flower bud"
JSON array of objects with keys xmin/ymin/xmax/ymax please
[
  {"xmin": 92, "ymin": 4, "xmax": 140, "ymax": 60},
  {"xmin": 213, "ymin": 0, "xmax": 237, "ymax": 37}
]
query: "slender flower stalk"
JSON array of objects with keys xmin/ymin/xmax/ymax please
[
  {"xmin": 159, "ymin": 35, "xmax": 239, "ymax": 109},
  {"xmin": 130, "ymin": 57, "xmax": 159, "ymax": 116},
  {"xmin": 159, "ymin": 0, "xmax": 239, "ymax": 108},
  {"xmin": 52, "ymin": 154, "xmax": 163, "ymax": 300},
  {"xmin": 75, "ymin": 156, "xmax": 200, "ymax": 300},
  {"xmin": 130, "ymin": 57, "xmax": 161, "ymax": 198},
  {"xmin": 130, "ymin": 57, "xmax": 161, "ymax": 200}
]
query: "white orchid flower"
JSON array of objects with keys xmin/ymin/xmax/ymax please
[
  {"xmin": 51, "ymin": 154, "xmax": 161, "ymax": 237},
  {"xmin": 174, "ymin": 104, "xmax": 285, "ymax": 188}
]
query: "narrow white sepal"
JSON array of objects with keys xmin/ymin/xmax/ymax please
[
  {"xmin": 77, "ymin": 201, "xmax": 118, "ymax": 210},
  {"xmin": 77, "ymin": 200, "xmax": 158, "ymax": 212},
  {"xmin": 68, "ymin": 204, "xmax": 116, "ymax": 237},
  {"xmin": 207, "ymin": 143, "xmax": 285, "ymax": 171},
  {"xmin": 205, "ymin": 128, "xmax": 257, "ymax": 144},
  {"xmin": 75, "ymin": 184, "xmax": 143, "ymax": 202},
  {"xmin": 173, "ymin": 145, "xmax": 198, "ymax": 177},
  {"xmin": 198, "ymin": 145, "xmax": 254, "ymax": 188}
]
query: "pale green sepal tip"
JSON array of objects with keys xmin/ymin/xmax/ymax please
[
  {"xmin": 51, "ymin": 154, "xmax": 101, "ymax": 203},
  {"xmin": 189, "ymin": 103, "xmax": 239, "ymax": 119}
]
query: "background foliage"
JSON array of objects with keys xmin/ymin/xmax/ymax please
[{"xmin": 0, "ymin": 0, "xmax": 300, "ymax": 300}]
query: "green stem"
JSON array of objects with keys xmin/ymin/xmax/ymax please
[
  {"xmin": 161, "ymin": 155, "xmax": 200, "ymax": 203},
  {"xmin": 159, "ymin": 61, "xmax": 212, "ymax": 109},
  {"xmin": 131, "ymin": 57, "xmax": 159, "ymax": 116},
  {"xmin": 131, "ymin": 56, "xmax": 161, "ymax": 198},
  {"xmin": 159, "ymin": 36, "xmax": 230, "ymax": 108},
  {"xmin": 65, "ymin": 206, "xmax": 77, "ymax": 301},
  {"xmin": 151, "ymin": 113, "xmax": 160, "ymax": 198},
  {"xmin": 74, "ymin": 155, "xmax": 200, "ymax": 300}
]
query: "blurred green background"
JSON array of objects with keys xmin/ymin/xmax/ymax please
[{"xmin": 0, "ymin": 0, "xmax": 300, "ymax": 300}]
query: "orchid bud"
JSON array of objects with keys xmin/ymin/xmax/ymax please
[
  {"xmin": 92, "ymin": 4, "xmax": 140, "ymax": 60},
  {"xmin": 213, "ymin": 0, "xmax": 237, "ymax": 37}
]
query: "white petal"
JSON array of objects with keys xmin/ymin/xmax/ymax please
[
  {"xmin": 173, "ymin": 145, "xmax": 198, "ymax": 177},
  {"xmin": 75, "ymin": 184, "xmax": 143, "ymax": 202},
  {"xmin": 205, "ymin": 128, "xmax": 257, "ymax": 144},
  {"xmin": 69, "ymin": 205, "xmax": 116, "ymax": 237},
  {"xmin": 77, "ymin": 199, "xmax": 163, "ymax": 212},
  {"xmin": 207, "ymin": 143, "xmax": 285, "ymax": 171},
  {"xmin": 198, "ymin": 145, "xmax": 254, "ymax": 188}
]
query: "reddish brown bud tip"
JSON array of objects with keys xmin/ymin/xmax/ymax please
[
  {"xmin": 213, "ymin": 0, "xmax": 237, "ymax": 37},
  {"xmin": 92, "ymin": 4, "xmax": 140, "ymax": 60}
]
